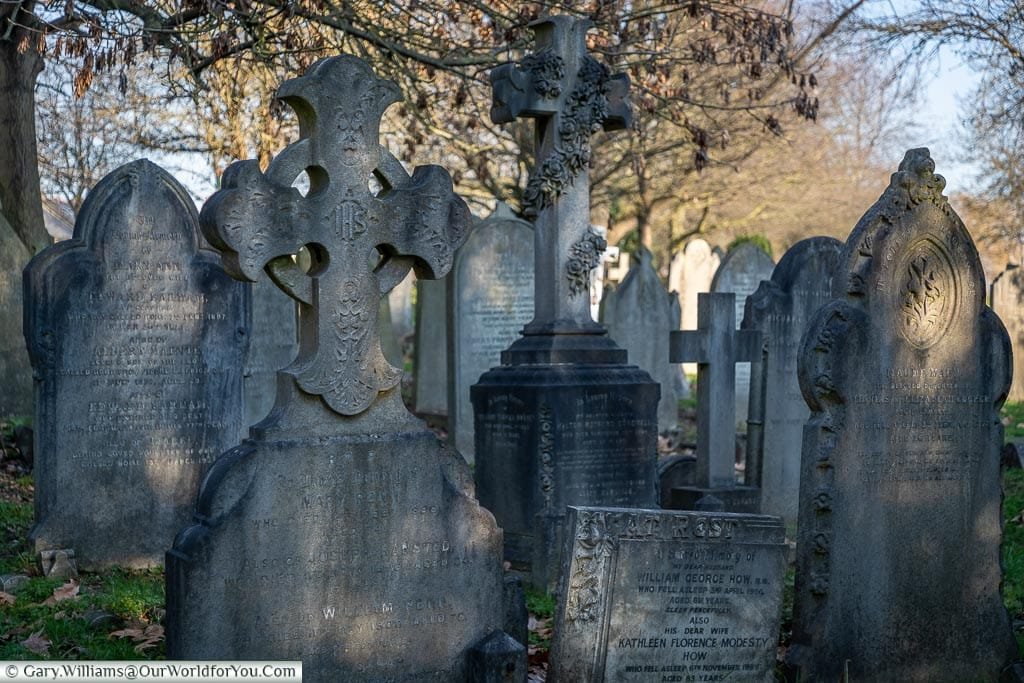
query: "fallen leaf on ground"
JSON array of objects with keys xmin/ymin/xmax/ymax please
[
  {"xmin": 21, "ymin": 630, "xmax": 50, "ymax": 655},
  {"xmin": 43, "ymin": 579, "xmax": 79, "ymax": 605},
  {"xmin": 0, "ymin": 592, "xmax": 14, "ymax": 606},
  {"xmin": 110, "ymin": 623, "xmax": 164, "ymax": 653}
]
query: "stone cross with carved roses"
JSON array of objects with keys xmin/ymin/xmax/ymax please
[
  {"xmin": 201, "ymin": 56, "xmax": 470, "ymax": 416},
  {"xmin": 491, "ymin": 15, "xmax": 631, "ymax": 335}
]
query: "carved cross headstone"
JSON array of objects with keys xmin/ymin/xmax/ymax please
[
  {"xmin": 167, "ymin": 57, "xmax": 517, "ymax": 679},
  {"xmin": 201, "ymin": 55, "xmax": 470, "ymax": 418},
  {"xmin": 670, "ymin": 293, "xmax": 761, "ymax": 510},
  {"xmin": 491, "ymin": 15, "xmax": 630, "ymax": 336}
]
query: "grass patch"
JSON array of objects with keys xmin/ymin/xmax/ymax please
[
  {"xmin": 0, "ymin": 569, "xmax": 165, "ymax": 660},
  {"xmin": 1004, "ymin": 468, "xmax": 1024, "ymax": 625},
  {"xmin": 0, "ymin": 501, "xmax": 34, "ymax": 575},
  {"xmin": 525, "ymin": 586, "xmax": 555, "ymax": 619},
  {"xmin": 1003, "ymin": 401, "xmax": 1024, "ymax": 441}
]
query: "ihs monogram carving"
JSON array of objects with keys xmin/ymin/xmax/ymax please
[{"xmin": 201, "ymin": 56, "xmax": 471, "ymax": 416}]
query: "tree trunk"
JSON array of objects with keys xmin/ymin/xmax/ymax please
[{"xmin": 0, "ymin": 32, "xmax": 47, "ymax": 254}]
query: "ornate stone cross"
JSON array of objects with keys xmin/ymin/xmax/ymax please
[
  {"xmin": 201, "ymin": 56, "xmax": 471, "ymax": 416},
  {"xmin": 671, "ymin": 293, "xmax": 762, "ymax": 488},
  {"xmin": 491, "ymin": 15, "xmax": 631, "ymax": 335}
]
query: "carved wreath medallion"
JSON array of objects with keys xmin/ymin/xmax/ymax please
[{"xmin": 895, "ymin": 239, "xmax": 956, "ymax": 349}]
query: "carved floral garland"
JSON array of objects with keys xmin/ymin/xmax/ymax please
[{"xmin": 523, "ymin": 56, "xmax": 612, "ymax": 214}]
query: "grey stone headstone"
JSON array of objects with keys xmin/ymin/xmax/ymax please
[
  {"xmin": 166, "ymin": 56, "xmax": 511, "ymax": 680},
  {"xmin": 244, "ymin": 276, "xmax": 297, "ymax": 425},
  {"xmin": 669, "ymin": 239, "xmax": 720, "ymax": 375},
  {"xmin": 0, "ymin": 217, "xmax": 32, "ymax": 419},
  {"xmin": 448, "ymin": 206, "xmax": 534, "ymax": 462},
  {"xmin": 789, "ymin": 149, "xmax": 1020, "ymax": 680},
  {"xmin": 742, "ymin": 237, "xmax": 843, "ymax": 524},
  {"xmin": 601, "ymin": 248, "xmax": 679, "ymax": 430},
  {"xmin": 669, "ymin": 293, "xmax": 761, "ymax": 513},
  {"xmin": 710, "ymin": 243, "xmax": 774, "ymax": 427},
  {"xmin": 413, "ymin": 277, "xmax": 448, "ymax": 416},
  {"xmin": 549, "ymin": 506, "xmax": 786, "ymax": 682},
  {"xmin": 990, "ymin": 264, "xmax": 1024, "ymax": 401},
  {"xmin": 23, "ymin": 159, "xmax": 249, "ymax": 569}
]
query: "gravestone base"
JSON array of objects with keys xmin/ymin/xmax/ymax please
[
  {"xmin": 168, "ymin": 389, "xmax": 509, "ymax": 681},
  {"xmin": 668, "ymin": 485, "xmax": 760, "ymax": 514},
  {"xmin": 472, "ymin": 352, "xmax": 659, "ymax": 587}
]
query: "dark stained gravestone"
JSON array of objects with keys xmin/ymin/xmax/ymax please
[
  {"xmin": 166, "ymin": 57, "xmax": 519, "ymax": 681},
  {"xmin": 413, "ymin": 276, "xmax": 448, "ymax": 417},
  {"xmin": 789, "ymin": 149, "xmax": 1020, "ymax": 681},
  {"xmin": 23, "ymin": 160, "xmax": 248, "ymax": 569},
  {"xmin": 601, "ymin": 247, "xmax": 680, "ymax": 431},
  {"xmin": 548, "ymin": 506, "xmax": 786, "ymax": 683},
  {"xmin": 710, "ymin": 243, "xmax": 774, "ymax": 428},
  {"xmin": 473, "ymin": 16, "xmax": 659, "ymax": 590},
  {"xmin": 448, "ymin": 204, "xmax": 534, "ymax": 462},
  {"xmin": 990, "ymin": 263, "xmax": 1024, "ymax": 402},
  {"xmin": 0, "ymin": 214, "xmax": 32, "ymax": 419},
  {"xmin": 742, "ymin": 237, "xmax": 842, "ymax": 525},
  {"xmin": 244, "ymin": 276, "xmax": 297, "ymax": 425}
]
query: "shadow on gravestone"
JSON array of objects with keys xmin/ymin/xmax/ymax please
[
  {"xmin": 601, "ymin": 247, "xmax": 679, "ymax": 431},
  {"xmin": 0, "ymin": 212, "xmax": 32, "ymax": 419},
  {"xmin": 547, "ymin": 506, "xmax": 786, "ymax": 682},
  {"xmin": 448, "ymin": 204, "xmax": 534, "ymax": 464},
  {"xmin": 742, "ymin": 236, "xmax": 843, "ymax": 526},
  {"xmin": 244, "ymin": 276, "xmax": 297, "ymax": 425},
  {"xmin": 412, "ymin": 276, "xmax": 448, "ymax": 417},
  {"xmin": 710, "ymin": 242, "xmax": 774, "ymax": 429},
  {"xmin": 166, "ymin": 56, "xmax": 520, "ymax": 681},
  {"xmin": 23, "ymin": 160, "xmax": 249, "ymax": 569},
  {"xmin": 788, "ymin": 149, "xmax": 1020, "ymax": 681}
]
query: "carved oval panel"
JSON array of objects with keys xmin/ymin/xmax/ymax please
[{"xmin": 894, "ymin": 238, "xmax": 957, "ymax": 349}]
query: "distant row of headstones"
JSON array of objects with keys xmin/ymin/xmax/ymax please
[{"xmin": 4, "ymin": 18, "xmax": 1022, "ymax": 682}]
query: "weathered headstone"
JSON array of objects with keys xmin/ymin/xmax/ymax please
[
  {"xmin": 413, "ymin": 277, "xmax": 448, "ymax": 416},
  {"xmin": 741, "ymin": 237, "xmax": 842, "ymax": 524},
  {"xmin": 601, "ymin": 248, "xmax": 679, "ymax": 430},
  {"xmin": 990, "ymin": 263, "xmax": 1024, "ymax": 401},
  {"xmin": 166, "ymin": 57, "xmax": 519, "ymax": 681},
  {"xmin": 669, "ymin": 293, "xmax": 761, "ymax": 512},
  {"xmin": 0, "ymin": 214, "xmax": 32, "ymax": 419},
  {"xmin": 474, "ymin": 16, "xmax": 659, "ymax": 590},
  {"xmin": 669, "ymin": 239, "xmax": 720, "ymax": 375},
  {"xmin": 244, "ymin": 276, "xmax": 297, "ymax": 425},
  {"xmin": 448, "ymin": 204, "xmax": 534, "ymax": 462},
  {"xmin": 710, "ymin": 243, "xmax": 774, "ymax": 427},
  {"xmin": 789, "ymin": 149, "xmax": 1019, "ymax": 680},
  {"xmin": 548, "ymin": 506, "xmax": 786, "ymax": 682},
  {"xmin": 23, "ymin": 160, "xmax": 248, "ymax": 569}
]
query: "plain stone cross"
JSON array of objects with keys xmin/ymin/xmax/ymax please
[
  {"xmin": 491, "ymin": 15, "xmax": 630, "ymax": 334},
  {"xmin": 670, "ymin": 293, "xmax": 761, "ymax": 488},
  {"xmin": 201, "ymin": 56, "xmax": 470, "ymax": 417}
]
